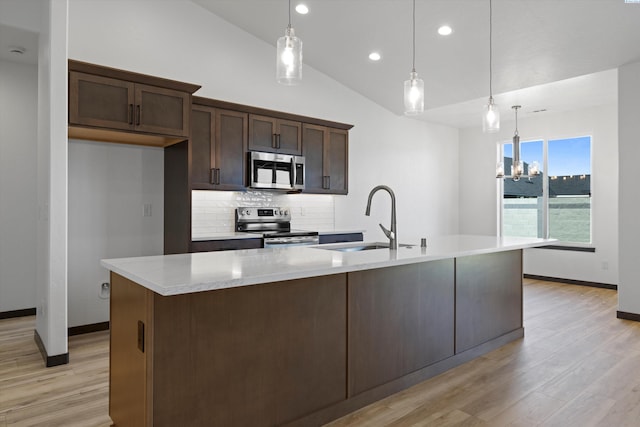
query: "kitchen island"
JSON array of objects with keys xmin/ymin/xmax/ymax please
[{"xmin": 102, "ymin": 235, "xmax": 551, "ymax": 427}]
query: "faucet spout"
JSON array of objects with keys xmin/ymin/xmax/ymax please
[{"xmin": 365, "ymin": 185, "xmax": 398, "ymax": 250}]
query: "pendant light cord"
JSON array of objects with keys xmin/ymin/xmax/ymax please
[
  {"xmin": 489, "ymin": 0, "xmax": 493, "ymax": 97},
  {"xmin": 412, "ymin": 0, "xmax": 416, "ymax": 72},
  {"xmin": 288, "ymin": 0, "xmax": 292, "ymax": 29}
]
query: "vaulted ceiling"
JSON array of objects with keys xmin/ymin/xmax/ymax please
[
  {"xmin": 2, "ymin": 1, "xmax": 639, "ymax": 129},
  {"xmin": 193, "ymin": 0, "xmax": 640, "ymax": 127}
]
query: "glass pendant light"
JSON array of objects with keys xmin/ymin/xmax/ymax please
[
  {"xmin": 483, "ymin": 0, "xmax": 500, "ymax": 132},
  {"xmin": 404, "ymin": 0, "xmax": 424, "ymax": 115},
  {"xmin": 276, "ymin": 0, "xmax": 302, "ymax": 85}
]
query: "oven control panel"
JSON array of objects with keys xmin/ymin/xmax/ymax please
[{"xmin": 236, "ymin": 207, "xmax": 291, "ymax": 222}]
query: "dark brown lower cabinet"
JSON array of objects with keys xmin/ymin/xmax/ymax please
[
  {"xmin": 348, "ymin": 260, "xmax": 455, "ymax": 396},
  {"xmin": 190, "ymin": 238, "xmax": 262, "ymax": 252},
  {"xmin": 455, "ymin": 250, "xmax": 523, "ymax": 353},
  {"xmin": 110, "ymin": 272, "xmax": 347, "ymax": 427},
  {"xmin": 109, "ymin": 250, "xmax": 523, "ymax": 426}
]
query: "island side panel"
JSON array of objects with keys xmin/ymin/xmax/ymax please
[
  {"xmin": 455, "ymin": 249, "xmax": 523, "ymax": 353},
  {"xmin": 109, "ymin": 272, "xmax": 152, "ymax": 427},
  {"xmin": 149, "ymin": 274, "xmax": 347, "ymax": 427},
  {"xmin": 347, "ymin": 259, "xmax": 455, "ymax": 397}
]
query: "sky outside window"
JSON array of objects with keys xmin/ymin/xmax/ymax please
[{"xmin": 548, "ymin": 136, "xmax": 591, "ymax": 176}]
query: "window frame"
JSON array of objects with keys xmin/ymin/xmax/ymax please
[{"xmin": 497, "ymin": 135, "xmax": 593, "ymax": 248}]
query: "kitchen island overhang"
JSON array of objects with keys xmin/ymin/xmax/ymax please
[
  {"xmin": 102, "ymin": 234, "xmax": 551, "ymax": 296},
  {"xmin": 102, "ymin": 234, "xmax": 552, "ymax": 427}
]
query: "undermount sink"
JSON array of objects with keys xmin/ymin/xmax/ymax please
[{"xmin": 319, "ymin": 242, "xmax": 415, "ymax": 252}]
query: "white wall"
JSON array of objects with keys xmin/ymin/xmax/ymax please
[
  {"xmin": 459, "ymin": 103, "xmax": 619, "ymax": 286},
  {"xmin": 618, "ymin": 60, "xmax": 640, "ymax": 315},
  {"xmin": 66, "ymin": 0, "xmax": 459, "ymax": 244},
  {"xmin": 0, "ymin": 60, "xmax": 38, "ymax": 313},
  {"xmin": 66, "ymin": 0, "xmax": 460, "ymax": 318},
  {"xmin": 68, "ymin": 141, "xmax": 164, "ymax": 327},
  {"xmin": 0, "ymin": 0, "xmax": 42, "ymax": 33}
]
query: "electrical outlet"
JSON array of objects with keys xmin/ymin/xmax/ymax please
[
  {"xmin": 602, "ymin": 261, "xmax": 609, "ymax": 270},
  {"xmin": 100, "ymin": 282, "xmax": 110, "ymax": 299},
  {"xmin": 143, "ymin": 204, "xmax": 152, "ymax": 217}
]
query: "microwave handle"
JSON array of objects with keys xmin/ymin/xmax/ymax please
[{"xmin": 290, "ymin": 157, "xmax": 295, "ymax": 187}]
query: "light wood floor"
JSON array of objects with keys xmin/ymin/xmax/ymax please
[{"xmin": 1, "ymin": 279, "xmax": 639, "ymax": 426}]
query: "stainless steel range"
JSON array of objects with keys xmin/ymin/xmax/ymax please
[{"xmin": 235, "ymin": 207, "xmax": 319, "ymax": 247}]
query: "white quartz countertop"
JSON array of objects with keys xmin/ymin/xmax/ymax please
[{"xmin": 101, "ymin": 235, "xmax": 553, "ymax": 296}]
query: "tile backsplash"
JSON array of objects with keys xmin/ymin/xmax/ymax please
[{"xmin": 192, "ymin": 190, "xmax": 335, "ymax": 238}]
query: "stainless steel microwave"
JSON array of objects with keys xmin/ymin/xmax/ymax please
[{"xmin": 249, "ymin": 151, "xmax": 305, "ymax": 191}]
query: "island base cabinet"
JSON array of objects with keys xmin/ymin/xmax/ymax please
[
  {"xmin": 109, "ymin": 273, "xmax": 347, "ymax": 427},
  {"xmin": 109, "ymin": 250, "xmax": 524, "ymax": 427},
  {"xmin": 347, "ymin": 260, "xmax": 455, "ymax": 396},
  {"xmin": 455, "ymin": 250, "xmax": 523, "ymax": 353}
]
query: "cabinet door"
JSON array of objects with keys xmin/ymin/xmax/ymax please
[
  {"xmin": 191, "ymin": 107, "xmax": 248, "ymax": 191},
  {"xmin": 110, "ymin": 273, "xmax": 151, "ymax": 427},
  {"xmin": 248, "ymin": 115, "xmax": 301, "ymax": 155},
  {"xmin": 248, "ymin": 114, "xmax": 278, "ymax": 152},
  {"xmin": 135, "ymin": 83, "xmax": 190, "ymax": 137},
  {"xmin": 302, "ymin": 124, "xmax": 327, "ymax": 193},
  {"xmin": 326, "ymin": 128, "xmax": 349, "ymax": 194},
  {"xmin": 215, "ymin": 109, "xmax": 248, "ymax": 190},
  {"xmin": 69, "ymin": 71, "xmax": 135, "ymax": 131},
  {"xmin": 276, "ymin": 119, "xmax": 302, "ymax": 155},
  {"xmin": 190, "ymin": 106, "xmax": 216, "ymax": 189},
  {"xmin": 302, "ymin": 125, "xmax": 348, "ymax": 194}
]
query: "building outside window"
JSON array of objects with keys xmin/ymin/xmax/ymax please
[{"xmin": 500, "ymin": 136, "xmax": 592, "ymax": 244}]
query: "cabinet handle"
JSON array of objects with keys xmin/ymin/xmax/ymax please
[
  {"xmin": 323, "ymin": 176, "xmax": 330, "ymax": 189},
  {"xmin": 136, "ymin": 105, "xmax": 141, "ymax": 126},
  {"xmin": 210, "ymin": 168, "xmax": 221, "ymax": 185},
  {"xmin": 128, "ymin": 104, "xmax": 134, "ymax": 125},
  {"xmin": 137, "ymin": 320, "xmax": 145, "ymax": 353}
]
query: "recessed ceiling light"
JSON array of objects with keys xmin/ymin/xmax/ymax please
[
  {"xmin": 295, "ymin": 4, "xmax": 309, "ymax": 14},
  {"xmin": 368, "ymin": 52, "xmax": 381, "ymax": 61},
  {"xmin": 438, "ymin": 25, "xmax": 453, "ymax": 36}
]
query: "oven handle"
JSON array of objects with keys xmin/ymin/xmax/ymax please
[{"xmin": 264, "ymin": 238, "xmax": 319, "ymax": 247}]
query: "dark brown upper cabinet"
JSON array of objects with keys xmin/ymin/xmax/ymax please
[
  {"xmin": 68, "ymin": 60, "xmax": 200, "ymax": 147},
  {"xmin": 191, "ymin": 104, "xmax": 248, "ymax": 191},
  {"xmin": 248, "ymin": 114, "xmax": 302, "ymax": 155},
  {"xmin": 303, "ymin": 124, "xmax": 349, "ymax": 195}
]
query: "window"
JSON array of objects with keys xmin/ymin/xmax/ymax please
[{"xmin": 500, "ymin": 136, "xmax": 592, "ymax": 244}]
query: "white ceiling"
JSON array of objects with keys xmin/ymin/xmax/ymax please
[
  {"xmin": 2, "ymin": 1, "xmax": 638, "ymax": 129},
  {"xmin": 193, "ymin": 0, "xmax": 640, "ymax": 128}
]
